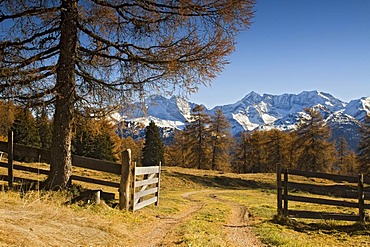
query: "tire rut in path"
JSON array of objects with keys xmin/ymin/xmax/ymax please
[
  {"xmin": 131, "ymin": 190, "xmax": 209, "ymax": 247},
  {"xmin": 209, "ymin": 192, "xmax": 265, "ymax": 247}
]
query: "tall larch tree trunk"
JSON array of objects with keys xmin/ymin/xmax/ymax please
[{"xmin": 45, "ymin": 0, "xmax": 78, "ymax": 189}]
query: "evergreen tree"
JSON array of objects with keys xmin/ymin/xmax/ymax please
[
  {"xmin": 122, "ymin": 136, "xmax": 144, "ymax": 165},
  {"xmin": 248, "ymin": 130, "xmax": 268, "ymax": 172},
  {"xmin": 12, "ymin": 107, "xmax": 40, "ymax": 148},
  {"xmin": 72, "ymin": 116, "xmax": 121, "ymax": 162},
  {"xmin": 209, "ymin": 109, "xmax": 233, "ymax": 171},
  {"xmin": 358, "ymin": 115, "xmax": 370, "ymax": 175},
  {"xmin": 233, "ymin": 131, "xmax": 251, "ymax": 173},
  {"xmin": 1, "ymin": 0, "xmax": 254, "ymax": 189},
  {"xmin": 36, "ymin": 107, "xmax": 52, "ymax": 150},
  {"xmin": 0, "ymin": 100, "xmax": 16, "ymax": 139},
  {"xmin": 184, "ymin": 105, "xmax": 211, "ymax": 169},
  {"xmin": 264, "ymin": 129, "xmax": 292, "ymax": 172},
  {"xmin": 142, "ymin": 121, "xmax": 164, "ymax": 166},
  {"xmin": 335, "ymin": 137, "xmax": 357, "ymax": 175},
  {"xmin": 165, "ymin": 130, "xmax": 189, "ymax": 167},
  {"xmin": 292, "ymin": 108, "xmax": 336, "ymax": 172}
]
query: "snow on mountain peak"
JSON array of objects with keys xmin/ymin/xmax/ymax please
[{"xmin": 115, "ymin": 91, "xmax": 368, "ymax": 150}]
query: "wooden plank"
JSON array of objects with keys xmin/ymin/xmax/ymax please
[
  {"xmin": 285, "ymin": 195, "xmax": 359, "ymax": 208},
  {"xmin": 346, "ymin": 190, "xmax": 370, "ymax": 200},
  {"xmin": 134, "ymin": 177, "xmax": 159, "ymax": 188},
  {"xmin": 13, "ymin": 143, "xmax": 51, "ymax": 163},
  {"xmin": 135, "ymin": 166, "xmax": 160, "ymax": 176},
  {"xmin": 134, "ymin": 187, "xmax": 158, "ymax": 205},
  {"xmin": 136, "ymin": 173, "xmax": 156, "ymax": 192},
  {"xmin": 0, "ymin": 162, "xmax": 8, "ymax": 168},
  {"xmin": 119, "ymin": 149, "xmax": 132, "ymax": 210},
  {"xmin": 2, "ymin": 142, "xmax": 122, "ymax": 175},
  {"xmin": 71, "ymin": 175, "xmax": 120, "ymax": 188},
  {"xmin": 288, "ymin": 210, "xmax": 359, "ymax": 221},
  {"xmin": 72, "ymin": 155, "xmax": 121, "ymax": 175},
  {"xmin": 155, "ymin": 162, "xmax": 161, "ymax": 206},
  {"xmin": 288, "ymin": 169, "xmax": 359, "ymax": 183},
  {"xmin": 283, "ymin": 169, "xmax": 288, "ymax": 216},
  {"xmin": 8, "ymin": 131, "xmax": 13, "ymax": 187},
  {"xmin": 0, "ymin": 141, "xmax": 7, "ymax": 152},
  {"xmin": 13, "ymin": 164, "xmax": 49, "ymax": 175},
  {"xmin": 359, "ymin": 174, "xmax": 365, "ymax": 223},
  {"xmin": 277, "ymin": 163, "xmax": 283, "ymax": 215},
  {"xmin": 286, "ymin": 181, "xmax": 359, "ymax": 198},
  {"xmin": 133, "ymin": 196, "xmax": 158, "ymax": 211}
]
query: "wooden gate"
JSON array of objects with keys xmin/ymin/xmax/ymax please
[{"xmin": 131, "ymin": 163, "xmax": 161, "ymax": 211}]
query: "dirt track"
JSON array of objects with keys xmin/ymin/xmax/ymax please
[
  {"xmin": 131, "ymin": 190, "xmax": 264, "ymax": 247},
  {"xmin": 0, "ymin": 189, "xmax": 263, "ymax": 246}
]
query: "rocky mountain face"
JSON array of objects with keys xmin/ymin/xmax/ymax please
[{"xmin": 113, "ymin": 91, "xmax": 370, "ymax": 151}]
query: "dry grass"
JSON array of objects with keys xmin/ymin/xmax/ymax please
[{"xmin": 0, "ymin": 165, "xmax": 370, "ymax": 246}]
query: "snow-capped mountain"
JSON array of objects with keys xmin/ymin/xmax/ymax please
[{"xmin": 116, "ymin": 90, "xmax": 369, "ymax": 150}]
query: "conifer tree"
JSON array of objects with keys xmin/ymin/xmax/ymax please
[
  {"xmin": 358, "ymin": 115, "xmax": 370, "ymax": 175},
  {"xmin": 0, "ymin": 0, "xmax": 254, "ymax": 188},
  {"xmin": 166, "ymin": 130, "xmax": 189, "ymax": 167},
  {"xmin": 142, "ymin": 121, "xmax": 164, "ymax": 167},
  {"xmin": 292, "ymin": 108, "xmax": 336, "ymax": 172},
  {"xmin": 335, "ymin": 137, "xmax": 357, "ymax": 175},
  {"xmin": 248, "ymin": 130, "xmax": 268, "ymax": 172},
  {"xmin": 12, "ymin": 107, "xmax": 40, "ymax": 148},
  {"xmin": 36, "ymin": 107, "xmax": 52, "ymax": 150},
  {"xmin": 184, "ymin": 105, "xmax": 211, "ymax": 169},
  {"xmin": 122, "ymin": 136, "xmax": 144, "ymax": 165},
  {"xmin": 264, "ymin": 129, "xmax": 292, "ymax": 172},
  {"xmin": 209, "ymin": 109, "xmax": 233, "ymax": 171},
  {"xmin": 72, "ymin": 116, "xmax": 121, "ymax": 162},
  {"xmin": 233, "ymin": 131, "xmax": 251, "ymax": 173},
  {"xmin": 0, "ymin": 100, "xmax": 16, "ymax": 139}
]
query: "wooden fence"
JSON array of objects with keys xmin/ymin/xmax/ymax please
[
  {"xmin": 132, "ymin": 163, "xmax": 161, "ymax": 211},
  {"xmin": 277, "ymin": 164, "xmax": 370, "ymax": 223},
  {"xmin": 0, "ymin": 131, "xmax": 160, "ymax": 211}
]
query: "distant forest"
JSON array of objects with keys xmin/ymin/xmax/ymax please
[{"xmin": 1, "ymin": 100, "xmax": 370, "ymax": 176}]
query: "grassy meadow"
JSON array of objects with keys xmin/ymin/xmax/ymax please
[{"xmin": 0, "ymin": 164, "xmax": 369, "ymax": 246}]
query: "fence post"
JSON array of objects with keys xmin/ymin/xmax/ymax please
[
  {"xmin": 131, "ymin": 162, "xmax": 137, "ymax": 211},
  {"xmin": 119, "ymin": 149, "xmax": 132, "ymax": 210},
  {"xmin": 155, "ymin": 162, "xmax": 161, "ymax": 206},
  {"xmin": 283, "ymin": 169, "xmax": 289, "ymax": 217},
  {"xmin": 7, "ymin": 130, "xmax": 14, "ymax": 187},
  {"xmin": 358, "ymin": 174, "xmax": 365, "ymax": 223},
  {"xmin": 277, "ymin": 163, "xmax": 283, "ymax": 216}
]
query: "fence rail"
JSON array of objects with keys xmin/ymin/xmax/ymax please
[
  {"xmin": 0, "ymin": 131, "xmax": 160, "ymax": 211},
  {"xmin": 277, "ymin": 164, "xmax": 369, "ymax": 223},
  {"xmin": 132, "ymin": 163, "xmax": 161, "ymax": 211}
]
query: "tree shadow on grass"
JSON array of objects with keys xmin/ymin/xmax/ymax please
[
  {"xmin": 272, "ymin": 215, "xmax": 370, "ymax": 236},
  {"xmin": 169, "ymin": 171, "xmax": 275, "ymax": 190}
]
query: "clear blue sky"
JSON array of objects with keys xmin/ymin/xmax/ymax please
[{"xmin": 189, "ymin": 0, "xmax": 370, "ymax": 108}]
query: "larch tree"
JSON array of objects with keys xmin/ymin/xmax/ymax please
[
  {"xmin": 121, "ymin": 136, "xmax": 144, "ymax": 165},
  {"xmin": 184, "ymin": 105, "xmax": 211, "ymax": 169},
  {"xmin": 335, "ymin": 136, "xmax": 358, "ymax": 175},
  {"xmin": 209, "ymin": 108, "xmax": 232, "ymax": 171},
  {"xmin": 233, "ymin": 131, "xmax": 251, "ymax": 173},
  {"xmin": 0, "ymin": 0, "xmax": 254, "ymax": 188},
  {"xmin": 36, "ymin": 107, "xmax": 53, "ymax": 150},
  {"xmin": 292, "ymin": 108, "xmax": 336, "ymax": 172},
  {"xmin": 0, "ymin": 100, "xmax": 16, "ymax": 139},
  {"xmin": 358, "ymin": 115, "xmax": 370, "ymax": 175},
  {"xmin": 12, "ymin": 107, "xmax": 40, "ymax": 148},
  {"xmin": 166, "ymin": 130, "xmax": 189, "ymax": 167},
  {"xmin": 72, "ymin": 114, "xmax": 122, "ymax": 161},
  {"xmin": 142, "ymin": 121, "xmax": 164, "ymax": 166},
  {"xmin": 263, "ymin": 129, "xmax": 292, "ymax": 172}
]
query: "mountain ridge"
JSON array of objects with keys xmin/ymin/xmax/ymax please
[{"xmin": 114, "ymin": 90, "xmax": 370, "ymax": 150}]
